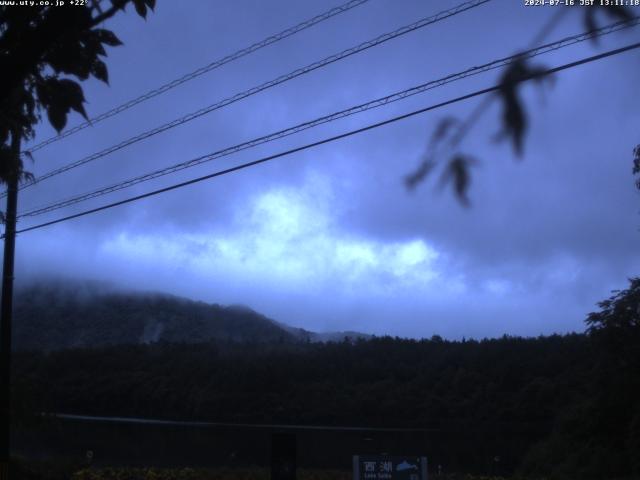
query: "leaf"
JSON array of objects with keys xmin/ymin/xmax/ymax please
[
  {"xmin": 80, "ymin": 30, "xmax": 107, "ymax": 57},
  {"xmin": 91, "ymin": 59, "xmax": 109, "ymax": 84},
  {"xmin": 439, "ymin": 155, "xmax": 477, "ymax": 206},
  {"xmin": 145, "ymin": 0, "xmax": 156, "ymax": 11},
  {"xmin": 39, "ymin": 7, "xmax": 97, "ymax": 78},
  {"xmin": 36, "ymin": 77, "xmax": 88, "ymax": 132},
  {"xmin": 57, "ymin": 79, "xmax": 88, "ymax": 119},
  {"xmin": 501, "ymin": 89, "xmax": 526, "ymax": 155},
  {"xmin": 22, "ymin": 150, "xmax": 34, "ymax": 163},
  {"xmin": 404, "ymin": 157, "xmax": 435, "ymax": 191},
  {"xmin": 133, "ymin": 0, "xmax": 148, "ymax": 18},
  {"xmin": 429, "ymin": 116, "xmax": 458, "ymax": 152},
  {"xmin": 93, "ymin": 28, "xmax": 123, "ymax": 47},
  {"xmin": 47, "ymin": 103, "xmax": 68, "ymax": 132},
  {"xmin": 19, "ymin": 170, "xmax": 35, "ymax": 184},
  {"xmin": 44, "ymin": 41, "xmax": 94, "ymax": 80},
  {"xmin": 496, "ymin": 58, "xmax": 550, "ymax": 156}
]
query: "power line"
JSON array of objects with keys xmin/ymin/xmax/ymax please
[
  {"xmin": 18, "ymin": 18, "xmax": 638, "ymax": 219},
  {"xmin": 12, "ymin": 41, "xmax": 640, "ymax": 237},
  {"xmin": 23, "ymin": 0, "xmax": 372, "ymax": 154},
  {"xmin": 13, "ymin": 0, "xmax": 492, "ymax": 196}
]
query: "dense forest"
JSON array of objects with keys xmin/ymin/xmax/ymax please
[{"xmin": 10, "ymin": 278, "xmax": 640, "ymax": 478}]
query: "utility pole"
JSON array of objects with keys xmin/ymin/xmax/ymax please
[{"xmin": 0, "ymin": 130, "xmax": 20, "ymax": 480}]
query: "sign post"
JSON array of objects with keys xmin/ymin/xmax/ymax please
[{"xmin": 353, "ymin": 455, "xmax": 428, "ymax": 480}]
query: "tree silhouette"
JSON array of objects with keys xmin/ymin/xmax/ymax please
[
  {"xmin": 586, "ymin": 277, "xmax": 640, "ymax": 362},
  {"xmin": 0, "ymin": 0, "xmax": 155, "ymax": 184},
  {"xmin": 0, "ymin": 1, "xmax": 155, "ymax": 476}
]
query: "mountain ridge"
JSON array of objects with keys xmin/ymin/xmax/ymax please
[{"xmin": 13, "ymin": 279, "xmax": 370, "ymax": 351}]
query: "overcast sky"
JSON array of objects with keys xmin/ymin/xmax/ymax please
[{"xmin": 12, "ymin": 0, "xmax": 640, "ymax": 339}]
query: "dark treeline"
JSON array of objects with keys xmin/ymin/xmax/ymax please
[
  {"xmin": 10, "ymin": 278, "xmax": 640, "ymax": 478},
  {"xmin": 14, "ymin": 334, "xmax": 591, "ymax": 428},
  {"xmin": 11, "ymin": 330, "xmax": 640, "ymax": 479}
]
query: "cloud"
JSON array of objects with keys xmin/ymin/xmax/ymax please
[
  {"xmin": 11, "ymin": 1, "xmax": 640, "ymax": 339},
  {"xmin": 100, "ymin": 172, "xmax": 446, "ymax": 298}
]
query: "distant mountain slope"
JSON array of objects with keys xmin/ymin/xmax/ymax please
[
  {"xmin": 272, "ymin": 319, "xmax": 372, "ymax": 343},
  {"xmin": 12, "ymin": 280, "xmax": 370, "ymax": 351},
  {"xmin": 13, "ymin": 280, "xmax": 296, "ymax": 351}
]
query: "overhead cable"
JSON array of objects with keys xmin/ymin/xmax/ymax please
[
  {"xmin": 14, "ymin": 0, "xmax": 492, "ymax": 196},
  {"xmin": 13, "ymin": 40, "xmax": 640, "ymax": 236},
  {"xmin": 19, "ymin": 18, "xmax": 638, "ymax": 219},
  {"xmin": 24, "ymin": 0, "xmax": 373, "ymax": 154}
]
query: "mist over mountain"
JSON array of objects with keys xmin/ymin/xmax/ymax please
[{"xmin": 13, "ymin": 279, "xmax": 370, "ymax": 351}]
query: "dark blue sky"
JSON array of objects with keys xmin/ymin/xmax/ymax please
[{"xmin": 14, "ymin": 0, "xmax": 640, "ymax": 338}]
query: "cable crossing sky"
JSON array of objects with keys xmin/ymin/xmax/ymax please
[
  {"xmin": 12, "ymin": 41, "xmax": 640, "ymax": 237},
  {"xmin": 12, "ymin": 0, "xmax": 492, "ymax": 197},
  {"xmin": 23, "ymin": 0, "xmax": 372, "ymax": 154},
  {"xmin": 18, "ymin": 18, "xmax": 639, "ymax": 219}
]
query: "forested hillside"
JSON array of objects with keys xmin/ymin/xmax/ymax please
[
  {"xmin": 12, "ymin": 281, "xmax": 367, "ymax": 350},
  {"xmin": 13, "ymin": 282, "xmax": 293, "ymax": 349}
]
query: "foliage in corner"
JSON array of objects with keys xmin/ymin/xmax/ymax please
[
  {"xmin": 585, "ymin": 277, "xmax": 640, "ymax": 364},
  {"xmin": 0, "ymin": 0, "xmax": 155, "ymax": 185},
  {"xmin": 405, "ymin": 5, "xmax": 635, "ymax": 205},
  {"xmin": 586, "ymin": 277, "xmax": 640, "ymax": 331}
]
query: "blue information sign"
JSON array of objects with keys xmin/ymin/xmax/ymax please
[{"xmin": 353, "ymin": 455, "xmax": 428, "ymax": 480}]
